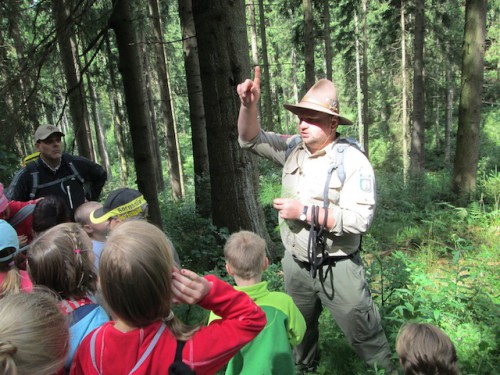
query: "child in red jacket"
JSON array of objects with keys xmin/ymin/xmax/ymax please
[
  {"xmin": 0, "ymin": 183, "xmax": 38, "ymax": 247},
  {"xmin": 70, "ymin": 220, "xmax": 266, "ymax": 375}
]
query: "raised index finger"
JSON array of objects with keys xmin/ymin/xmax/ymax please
[{"xmin": 253, "ymin": 66, "xmax": 261, "ymax": 89}]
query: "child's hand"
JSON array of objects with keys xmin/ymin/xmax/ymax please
[
  {"xmin": 171, "ymin": 268, "xmax": 212, "ymax": 305},
  {"xmin": 18, "ymin": 235, "xmax": 28, "ymax": 246}
]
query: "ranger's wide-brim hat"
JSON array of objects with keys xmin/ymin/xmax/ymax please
[{"xmin": 284, "ymin": 79, "xmax": 353, "ymax": 125}]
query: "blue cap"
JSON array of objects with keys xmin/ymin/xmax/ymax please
[{"xmin": 0, "ymin": 220, "xmax": 19, "ymax": 262}]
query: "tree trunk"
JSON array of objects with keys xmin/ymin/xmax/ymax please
[
  {"xmin": 444, "ymin": 64, "xmax": 453, "ymax": 165},
  {"xmin": 105, "ymin": 33, "xmax": 129, "ymax": 185},
  {"xmin": 361, "ymin": 0, "xmax": 369, "ymax": 156},
  {"xmin": 139, "ymin": 26, "xmax": 165, "ymax": 193},
  {"xmin": 248, "ymin": 1, "xmax": 259, "ymax": 65},
  {"xmin": 451, "ymin": 0, "xmax": 486, "ymax": 200},
  {"xmin": 303, "ymin": 0, "xmax": 315, "ymax": 89},
  {"xmin": 148, "ymin": 0, "xmax": 184, "ymax": 199},
  {"xmin": 109, "ymin": 0, "xmax": 162, "ymax": 229},
  {"xmin": 322, "ymin": 0, "xmax": 332, "ymax": 81},
  {"xmin": 6, "ymin": 0, "xmax": 38, "ymax": 133},
  {"xmin": 434, "ymin": 97, "xmax": 440, "ymax": 149},
  {"xmin": 258, "ymin": 0, "xmax": 274, "ymax": 132},
  {"xmin": 85, "ymin": 69, "xmax": 111, "ymax": 177},
  {"xmin": 178, "ymin": 0, "xmax": 211, "ymax": 218},
  {"xmin": 52, "ymin": 0, "xmax": 94, "ymax": 160},
  {"xmin": 355, "ymin": 12, "xmax": 363, "ymax": 140},
  {"xmin": 192, "ymin": 0, "xmax": 277, "ymax": 260},
  {"xmin": 410, "ymin": 0, "xmax": 425, "ymax": 177},
  {"xmin": 401, "ymin": 0, "xmax": 410, "ymax": 185}
]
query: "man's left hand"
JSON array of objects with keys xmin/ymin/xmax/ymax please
[{"xmin": 273, "ymin": 198, "xmax": 302, "ymax": 220}]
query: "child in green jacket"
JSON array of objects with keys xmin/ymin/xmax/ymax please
[{"xmin": 209, "ymin": 230, "xmax": 306, "ymax": 375}]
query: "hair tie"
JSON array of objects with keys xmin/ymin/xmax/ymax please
[
  {"xmin": 8, "ymin": 261, "xmax": 15, "ymax": 267},
  {"xmin": 165, "ymin": 311, "xmax": 175, "ymax": 322},
  {"xmin": 74, "ymin": 248, "xmax": 81, "ymax": 254}
]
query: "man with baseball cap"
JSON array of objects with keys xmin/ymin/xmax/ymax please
[
  {"xmin": 237, "ymin": 67, "xmax": 394, "ymax": 372},
  {"xmin": 6, "ymin": 125, "xmax": 107, "ymax": 218}
]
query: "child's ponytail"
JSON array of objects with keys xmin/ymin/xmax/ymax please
[
  {"xmin": 0, "ymin": 339, "xmax": 17, "ymax": 375},
  {"xmin": 0, "ymin": 266, "xmax": 22, "ymax": 297}
]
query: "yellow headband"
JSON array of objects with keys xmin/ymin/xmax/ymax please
[{"xmin": 90, "ymin": 196, "xmax": 147, "ymax": 224}]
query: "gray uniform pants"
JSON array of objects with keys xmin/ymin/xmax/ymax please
[{"xmin": 282, "ymin": 250, "xmax": 393, "ymax": 371}]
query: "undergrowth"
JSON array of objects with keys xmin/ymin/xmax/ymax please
[{"xmin": 162, "ymin": 167, "xmax": 499, "ymax": 375}]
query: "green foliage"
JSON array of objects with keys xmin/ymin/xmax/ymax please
[{"xmin": 159, "ymin": 198, "xmax": 226, "ymax": 273}]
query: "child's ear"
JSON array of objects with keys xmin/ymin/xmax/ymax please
[
  {"xmin": 263, "ymin": 257, "xmax": 269, "ymax": 271},
  {"xmin": 225, "ymin": 263, "xmax": 235, "ymax": 276},
  {"xmin": 82, "ymin": 224, "xmax": 93, "ymax": 234}
]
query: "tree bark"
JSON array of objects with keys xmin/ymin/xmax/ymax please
[
  {"xmin": 52, "ymin": 0, "xmax": 94, "ymax": 160},
  {"xmin": 139, "ymin": 25, "xmax": 165, "ymax": 193},
  {"xmin": 361, "ymin": 0, "xmax": 369, "ymax": 156},
  {"xmin": 192, "ymin": 0, "xmax": 277, "ymax": 260},
  {"xmin": 322, "ymin": 0, "xmax": 332, "ymax": 81},
  {"xmin": 257, "ymin": 0, "xmax": 274, "ymax": 132},
  {"xmin": 6, "ymin": 0, "xmax": 39, "ymax": 134},
  {"xmin": 105, "ymin": 33, "xmax": 129, "ymax": 185},
  {"xmin": 452, "ymin": 0, "xmax": 486, "ymax": 200},
  {"xmin": 178, "ymin": 0, "xmax": 211, "ymax": 217},
  {"xmin": 248, "ymin": 0, "xmax": 259, "ymax": 66},
  {"xmin": 109, "ymin": 0, "xmax": 162, "ymax": 229},
  {"xmin": 355, "ymin": 12, "xmax": 363, "ymax": 140},
  {"xmin": 444, "ymin": 64, "xmax": 453, "ymax": 165},
  {"xmin": 303, "ymin": 0, "xmax": 315, "ymax": 89},
  {"xmin": 410, "ymin": 0, "xmax": 425, "ymax": 177},
  {"xmin": 148, "ymin": 0, "xmax": 184, "ymax": 199},
  {"xmin": 85, "ymin": 68, "xmax": 111, "ymax": 177},
  {"xmin": 401, "ymin": 0, "xmax": 410, "ymax": 185}
]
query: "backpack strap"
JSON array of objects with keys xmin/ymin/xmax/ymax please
[
  {"xmin": 26, "ymin": 162, "xmax": 39, "ymax": 199},
  {"xmin": 67, "ymin": 157, "xmax": 85, "ymax": 185},
  {"xmin": 284, "ymin": 136, "xmax": 303, "ymax": 161},
  {"xmin": 70, "ymin": 304, "xmax": 99, "ymax": 326},
  {"xmin": 27, "ymin": 156, "xmax": 86, "ymax": 199},
  {"xmin": 7, "ymin": 204, "xmax": 36, "ymax": 227}
]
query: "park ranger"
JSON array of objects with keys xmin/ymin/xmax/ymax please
[{"xmin": 236, "ymin": 67, "xmax": 394, "ymax": 373}]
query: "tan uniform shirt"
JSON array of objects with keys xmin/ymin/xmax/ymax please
[{"xmin": 239, "ymin": 130, "xmax": 376, "ymax": 262}]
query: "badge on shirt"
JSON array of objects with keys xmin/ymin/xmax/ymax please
[{"xmin": 359, "ymin": 172, "xmax": 373, "ymax": 193}]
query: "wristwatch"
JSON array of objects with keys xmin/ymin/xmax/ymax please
[{"xmin": 299, "ymin": 205, "xmax": 308, "ymax": 222}]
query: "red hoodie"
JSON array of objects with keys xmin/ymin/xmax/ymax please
[
  {"xmin": 6, "ymin": 200, "xmax": 37, "ymax": 243},
  {"xmin": 70, "ymin": 275, "xmax": 266, "ymax": 375}
]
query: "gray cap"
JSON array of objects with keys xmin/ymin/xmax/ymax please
[{"xmin": 34, "ymin": 125, "xmax": 65, "ymax": 142}]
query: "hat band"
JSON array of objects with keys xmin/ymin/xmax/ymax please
[
  {"xmin": 96, "ymin": 196, "xmax": 147, "ymax": 222},
  {"xmin": 301, "ymin": 95, "xmax": 339, "ymax": 113}
]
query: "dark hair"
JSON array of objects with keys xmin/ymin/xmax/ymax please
[{"xmin": 32, "ymin": 195, "xmax": 70, "ymax": 235}]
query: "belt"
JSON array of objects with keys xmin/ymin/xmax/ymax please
[{"xmin": 293, "ymin": 251, "xmax": 358, "ymax": 272}]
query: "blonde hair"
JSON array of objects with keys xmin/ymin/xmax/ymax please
[
  {"xmin": 75, "ymin": 201, "xmax": 102, "ymax": 226},
  {"xmin": 28, "ymin": 223, "xmax": 97, "ymax": 299},
  {"xmin": 0, "ymin": 290, "xmax": 69, "ymax": 375},
  {"xmin": 0, "ymin": 248, "xmax": 23, "ymax": 298},
  {"xmin": 224, "ymin": 230, "xmax": 266, "ymax": 280},
  {"xmin": 100, "ymin": 221, "xmax": 197, "ymax": 339},
  {"xmin": 396, "ymin": 323, "xmax": 459, "ymax": 375}
]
